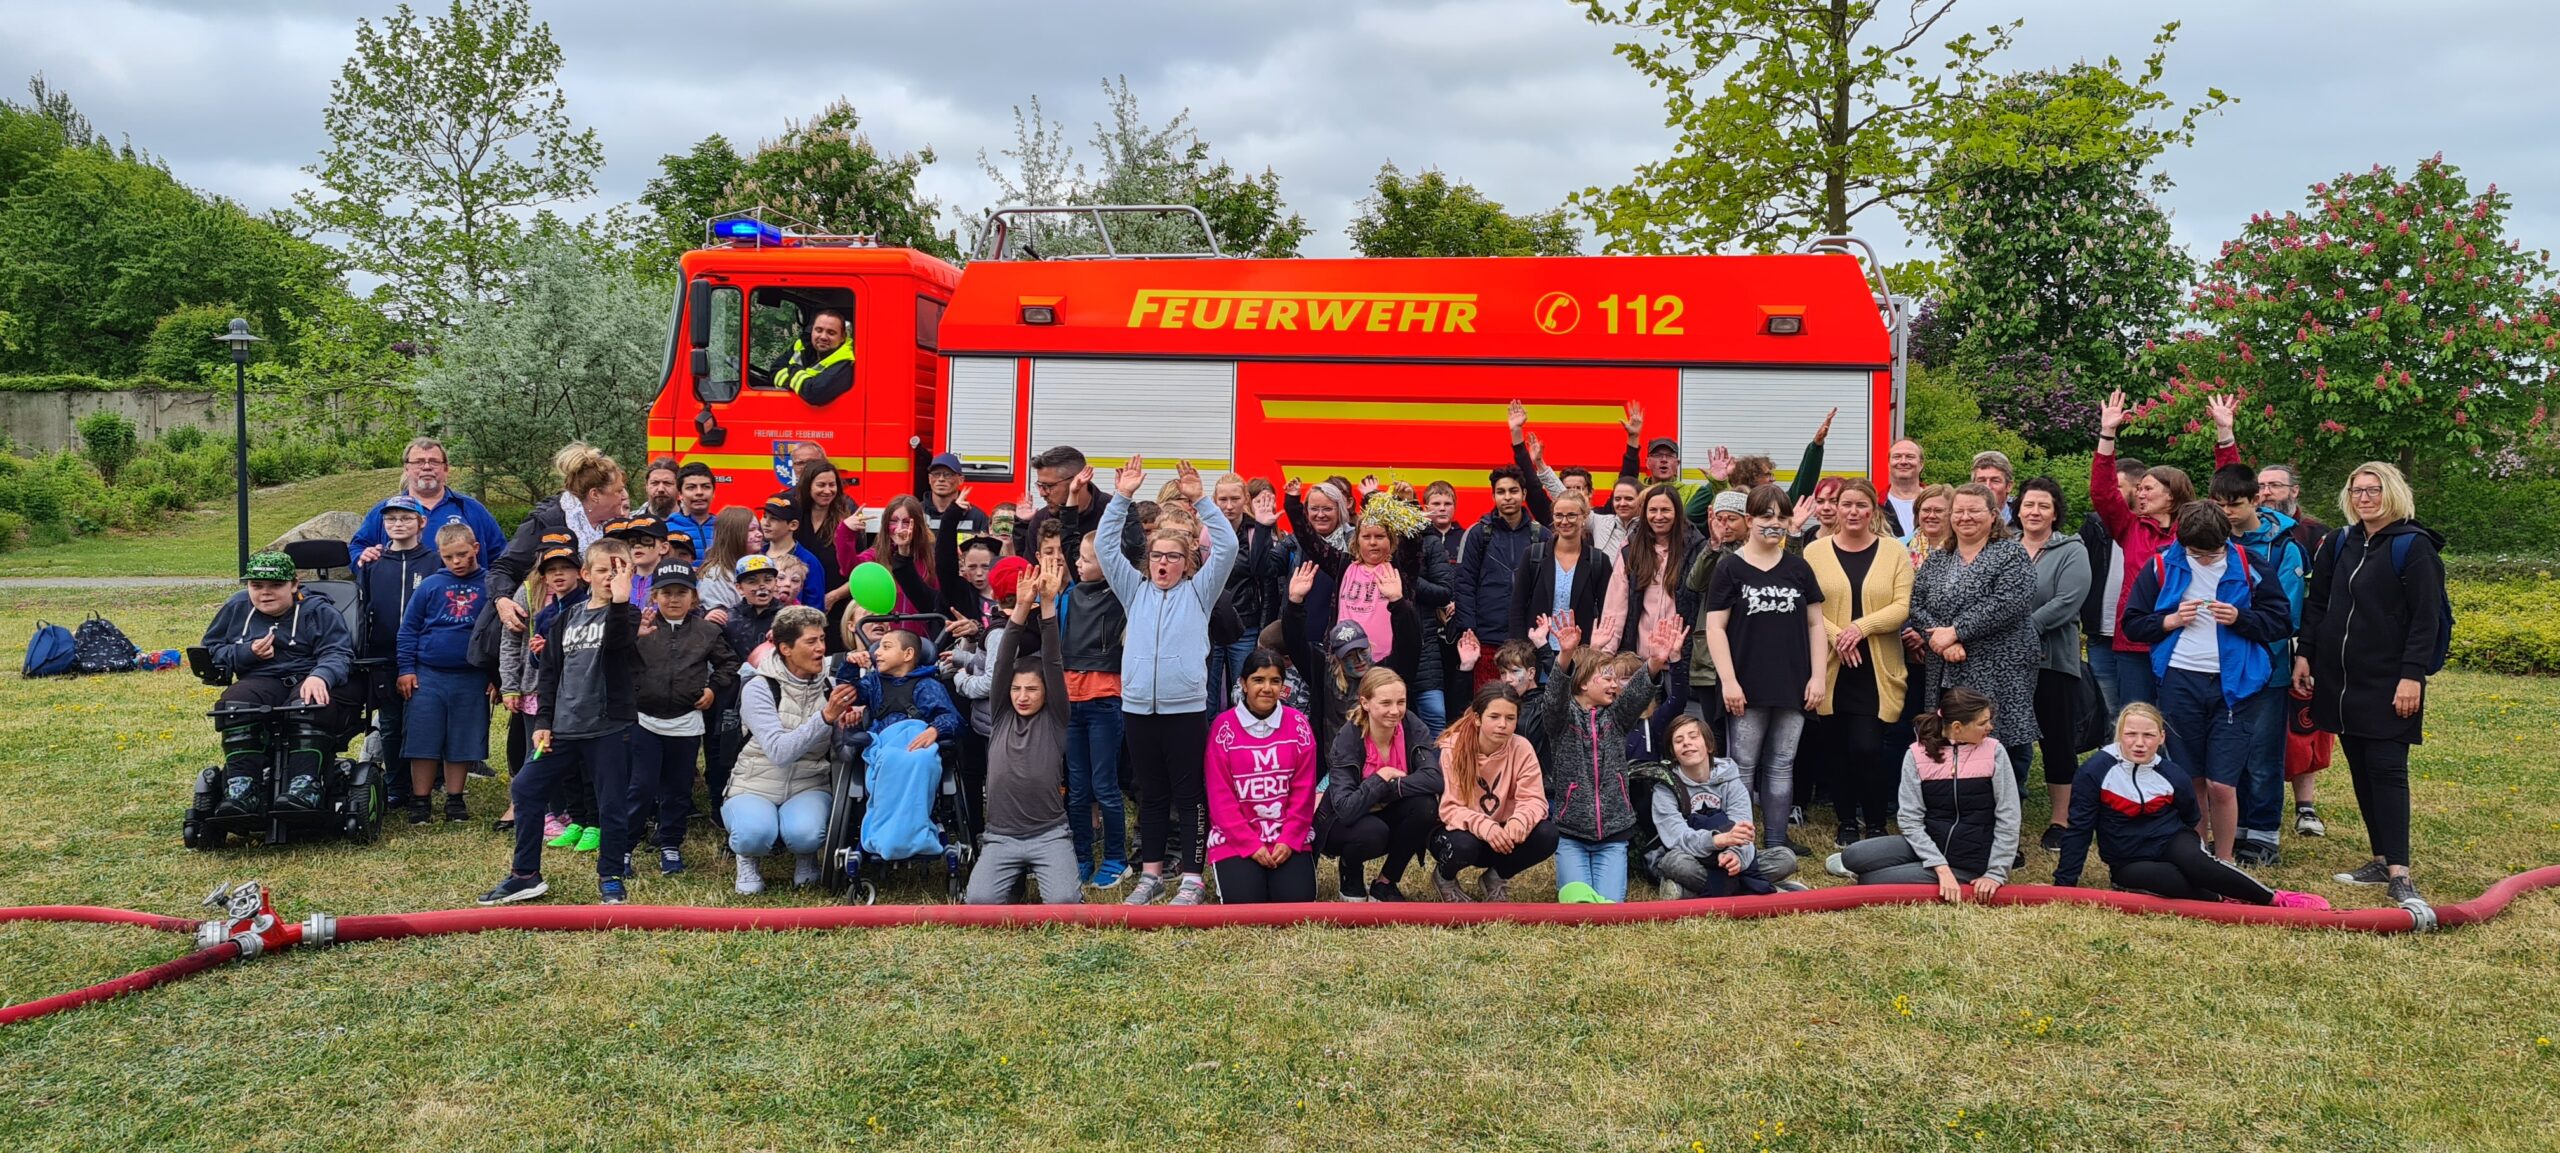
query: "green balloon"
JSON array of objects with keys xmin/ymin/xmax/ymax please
[{"xmin": 848, "ymin": 561, "xmax": 898, "ymax": 615}]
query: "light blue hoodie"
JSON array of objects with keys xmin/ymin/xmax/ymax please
[{"xmin": 1096, "ymin": 493, "xmax": 1238, "ymax": 715}]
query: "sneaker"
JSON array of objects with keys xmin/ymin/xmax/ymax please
[
  {"xmin": 659, "ymin": 847, "xmax": 685, "ymax": 876},
  {"xmin": 2235, "ymin": 842, "xmax": 2280, "ymax": 868},
  {"xmin": 1824, "ymin": 852, "xmax": 1852, "ymax": 879},
  {"xmin": 1122, "ymin": 873, "xmax": 1168, "ymax": 905},
  {"xmin": 1169, "ymin": 876, "xmax": 1208, "ymax": 906},
  {"xmin": 1333, "ymin": 892, "xmax": 1371, "ymax": 903},
  {"xmin": 2270, "ymin": 890, "xmax": 2332, "ymax": 910},
  {"xmin": 573, "ymin": 826, "xmax": 601, "ymax": 853},
  {"xmin": 2039, "ymin": 825, "xmax": 2066, "ymax": 852},
  {"xmin": 1367, "ymin": 878, "xmax": 1409, "ymax": 903},
  {"xmin": 1785, "ymin": 839, "xmax": 1813, "ymax": 859},
  {"xmin": 444, "ymin": 794, "xmax": 470, "ymax": 823},
  {"xmin": 1434, "ymin": 874, "xmax": 1474, "ymax": 902},
  {"xmin": 2386, "ymin": 875, "xmax": 2426, "ymax": 906},
  {"xmin": 792, "ymin": 852, "xmax": 821, "ymax": 888},
  {"xmin": 407, "ymin": 796, "xmax": 433, "ymax": 825},
  {"xmin": 2295, "ymin": 807, "xmax": 2326, "ymax": 837},
  {"xmin": 548, "ymin": 822, "xmax": 584, "ymax": 849},
  {"xmin": 734, "ymin": 854, "xmax": 765, "ymax": 895},
  {"xmin": 599, "ymin": 877, "xmax": 627, "ymax": 905},
  {"xmin": 2335, "ymin": 859, "xmax": 2392, "ymax": 886},
  {"xmin": 474, "ymin": 874, "xmax": 548, "ymax": 905},
  {"xmin": 1090, "ymin": 859, "xmax": 1130, "ymax": 889},
  {"xmin": 467, "ymin": 762, "xmax": 497, "ymax": 778},
  {"xmin": 1479, "ymin": 871, "xmax": 1510, "ymax": 903},
  {"xmin": 542, "ymin": 813, "xmax": 569, "ymax": 842},
  {"xmin": 1788, "ymin": 806, "xmax": 1806, "ymax": 827},
  {"xmin": 1775, "ymin": 879, "xmax": 1811, "ymax": 892}
]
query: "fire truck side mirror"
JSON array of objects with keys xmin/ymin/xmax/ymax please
[{"xmin": 686, "ymin": 280, "xmax": 713, "ymax": 349}]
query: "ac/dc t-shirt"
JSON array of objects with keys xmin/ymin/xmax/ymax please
[{"xmin": 1704, "ymin": 551, "xmax": 1825, "ymax": 709}]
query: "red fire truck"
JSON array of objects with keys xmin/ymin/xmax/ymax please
[{"xmin": 647, "ymin": 207, "xmax": 1904, "ymax": 520}]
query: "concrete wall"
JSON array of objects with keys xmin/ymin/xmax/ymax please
[{"xmin": 1, "ymin": 389, "xmax": 225, "ymax": 453}]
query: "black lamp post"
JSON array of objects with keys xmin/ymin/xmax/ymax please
[{"xmin": 214, "ymin": 319, "xmax": 262, "ymax": 574}]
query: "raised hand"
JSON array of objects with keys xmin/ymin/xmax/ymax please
[
  {"xmin": 1524, "ymin": 431, "xmax": 1547, "ymax": 469},
  {"xmin": 1375, "ymin": 562, "xmax": 1403, "ymax": 602},
  {"xmin": 1706, "ymin": 446, "xmax": 1733, "ymax": 482},
  {"xmin": 1508, "ymin": 399, "xmax": 1529, "ymax": 441},
  {"xmin": 1070, "ymin": 465, "xmax": 1094, "ymax": 505},
  {"xmin": 1284, "ymin": 477, "xmax": 1303, "ymax": 499},
  {"xmin": 1642, "ymin": 616, "xmax": 1691, "ymax": 671},
  {"xmin": 1456, "ymin": 629, "xmax": 1482, "ymax": 670},
  {"xmin": 1622, "ymin": 401, "xmax": 1644, "ymax": 438},
  {"xmin": 1359, "ymin": 475, "xmax": 1380, "ymax": 498},
  {"xmin": 1553, "ymin": 612, "xmax": 1583, "ymax": 654},
  {"xmin": 1288, "ymin": 561, "xmax": 1318, "ymax": 604},
  {"xmin": 1115, "ymin": 455, "xmax": 1147, "ymax": 498},
  {"xmin": 1528, "ymin": 614, "xmax": 1552, "ymax": 648},
  {"xmin": 2100, "ymin": 389, "xmax": 2128, "ymax": 437},
  {"xmin": 1812, "ymin": 407, "xmax": 1837, "ymax": 445},
  {"xmin": 1251, "ymin": 489, "xmax": 1281, "ymax": 527},
  {"xmin": 2206, "ymin": 393, "xmax": 2238, "ymax": 438}
]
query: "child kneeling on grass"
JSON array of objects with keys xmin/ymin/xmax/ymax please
[
  {"xmin": 2052, "ymin": 703, "xmax": 2329, "ymax": 908},
  {"xmin": 1827, "ymin": 687, "xmax": 2020, "ymax": 903},
  {"xmin": 964, "ymin": 558, "xmax": 1083, "ymax": 904},
  {"xmin": 396, "ymin": 522, "xmax": 490, "ymax": 825},
  {"xmin": 1204, "ymin": 647, "xmax": 1322, "ymax": 903},
  {"xmin": 480, "ymin": 540, "xmax": 640, "ymax": 906},
  {"xmin": 1645, "ymin": 714, "xmax": 1806, "ymax": 897}
]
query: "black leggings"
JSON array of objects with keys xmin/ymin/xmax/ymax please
[
  {"xmin": 1126, "ymin": 710, "xmax": 1210, "ymax": 876},
  {"xmin": 2035, "ymin": 668, "xmax": 2083, "ymax": 788},
  {"xmin": 2339, "ymin": 734, "xmax": 2413, "ymax": 867},
  {"xmin": 1213, "ymin": 853, "xmax": 1318, "ymax": 903},
  {"xmin": 1329, "ymin": 793, "xmax": 1439, "ymax": 889},
  {"xmin": 1433, "ymin": 820, "xmax": 1560, "ymax": 880},
  {"xmin": 1830, "ymin": 709, "xmax": 1896, "ymax": 834},
  {"xmin": 2112, "ymin": 834, "xmax": 2277, "ymax": 903}
]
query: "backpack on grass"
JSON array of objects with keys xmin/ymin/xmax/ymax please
[
  {"xmin": 72, "ymin": 612, "xmax": 140, "ymax": 674},
  {"xmin": 23, "ymin": 621, "xmax": 75, "ymax": 677}
]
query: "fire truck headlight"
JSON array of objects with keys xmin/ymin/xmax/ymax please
[
  {"xmin": 1763, "ymin": 314, "xmax": 1805, "ymax": 336},
  {"xmin": 1020, "ymin": 305, "xmax": 1058, "ymax": 325}
]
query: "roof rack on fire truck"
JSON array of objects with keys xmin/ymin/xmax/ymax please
[
  {"xmin": 974, "ymin": 204, "xmax": 1227, "ymax": 263},
  {"xmin": 1802, "ymin": 234, "xmax": 1912, "ymax": 432},
  {"xmin": 702, "ymin": 208, "xmax": 881, "ymax": 249}
]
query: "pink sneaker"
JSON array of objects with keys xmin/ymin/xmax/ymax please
[
  {"xmin": 2270, "ymin": 890, "xmax": 2332, "ymax": 910},
  {"xmin": 542, "ymin": 813, "xmax": 568, "ymax": 841}
]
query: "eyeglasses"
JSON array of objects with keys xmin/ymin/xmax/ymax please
[
  {"xmin": 2348, "ymin": 486, "xmax": 2385, "ymax": 498},
  {"xmin": 405, "ymin": 457, "xmax": 447, "ymax": 467},
  {"xmin": 1147, "ymin": 551, "xmax": 1188, "ymax": 563}
]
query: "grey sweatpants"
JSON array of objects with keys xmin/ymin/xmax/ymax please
[
  {"xmin": 1657, "ymin": 845, "xmax": 1800, "ymax": 896},
  {"xmin": 964, "ymin": 826, "xmax": 1083, "ymax": 905}
]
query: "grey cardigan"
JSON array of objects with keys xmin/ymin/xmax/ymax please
[{"xmin": 2026, "ymin": 534, "xmax": 2092, "ymax": 676}]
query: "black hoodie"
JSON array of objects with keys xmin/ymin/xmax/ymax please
[
  {"xmin": 202, "ymin": 590, "xmax": 354, "ymax": 689},
  {"xmin": 2301, "ymin": 518, "xmax": 2447, "ymax": 744}
]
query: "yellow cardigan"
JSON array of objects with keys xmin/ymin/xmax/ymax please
[{"xmin": 1803, "ymin": 535, "xmax": 1913, "ymax": 721}]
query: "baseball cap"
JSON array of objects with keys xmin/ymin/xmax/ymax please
[
  {"xmin": 663, "ymin": 529, "xmax": 696, "ymax": 556},
  {"xmin": 651, "ymin": 562, "xmax": 697, "ymax": 591},
  {"xmin": 987, "ymin": 555, "xmax": 1031, "ymax": 603},
  {"xmin": 1711, "ymin": 490, "xmax": 1749, "ymax": 516},
  {"xmin": 1323, "ymin": 619, "xmax": 1372, "ymax": 663},
  {"xmin": 536, "ymin": 545, "xmax": 579, "ymax": 571},
  {"xmin": 928, "ymin": 452, "xmax": 964, "ymax": 475},
  {"xmin": 733, "ymin": 553, "xmax": 779, "ymax": 581},
  {"xmin": 607, "ymin": 514, "xmax": 666, "ymax": 541},
  {"xmin": 761, "ymin": 494, "xmax": 798, "ymax": 520},
  {"xmin": 380, "ymin": 494, "xmax": 426, "ymax": 518},
  {"xmin": 241, "ymin": 551, "xmax": 295, "ymax": 582},
  {"xmin": 1646, "ymin": 437, "xmax": 1680, "ymax": 458}
]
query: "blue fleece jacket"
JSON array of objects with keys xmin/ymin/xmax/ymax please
[
  {"xmin": 399, "ymin": 568, "xmax": 489, "ymax": 674},
  {"xmin": 1095, "ymin": 492, "xmax": 1238, "ymax": 715},
  {"xmin": 2123, "ymin": 542, "xmax": 2292, "ymax": 708},
  {"xmin": 852, "ymin": 664, "xmax": 962, "ymax": 743}
]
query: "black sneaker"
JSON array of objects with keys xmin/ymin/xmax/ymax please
[
  {"xmin": 660, "ymin": 846, "xmax": 685, "ymax": 876},
  {"xmin": 2386, "ymin": 875, "xmax": 2425, "ymax": 906},
  {"xmin": 2335, "ymin": 860, "xmax": 2392, "ymax": 886},
  {"xmin": 406, "ymin": 795, "xmax": 433, "ymax": 825},
  {"xmin": 475, "ymin": 874, "xmax": 548, "ymax": 905},
  {"xmin": 444, "ymin": 794, "xmax": 470, "ymax": 823},
  {"xmin": 1368, "ymin": 878, "xmax": 1409, "ymax": 903},
  {"xmin": 2235, "ymin": 842, "xmax": 2280, "ymax": 868},
  {"xmin": 2039, "ymin": 825, "xmax": 2065, "ymax": 852}
]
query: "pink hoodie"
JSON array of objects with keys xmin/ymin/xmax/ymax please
[{"xmin": 1203, "ymin": 706, "xmax": 1321, "ymax": 866}]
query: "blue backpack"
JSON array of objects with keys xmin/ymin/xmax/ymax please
[
  {"xmin": 23, "ymin": 620, "xmax": 75, "ymax": 677},
  {"xmin": 2321, "ymin": 530, "xmax": 2455, "ymax": 676}
]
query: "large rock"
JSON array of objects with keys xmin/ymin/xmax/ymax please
[{"xmin": 269, "ymin": 511, "xmax": 365, "ymax": 577}]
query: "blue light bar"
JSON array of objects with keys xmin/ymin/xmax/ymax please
[{"xmin": 717, "ymin": 218, "xmax": 784, "ymax": 244}]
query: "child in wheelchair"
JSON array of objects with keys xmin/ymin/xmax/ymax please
[{"xmin": 191, "ymin": 550, "xmax": 359, "ymax": 833}]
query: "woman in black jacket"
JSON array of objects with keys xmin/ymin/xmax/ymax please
[{"xmin": 2296, "ymin": 462, "xmax": 2447, "ymax": 907}]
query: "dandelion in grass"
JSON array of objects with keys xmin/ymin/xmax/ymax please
[{"xmin": 1894, "ymin": 994, "xmax": 1915, "ymax": 1018}]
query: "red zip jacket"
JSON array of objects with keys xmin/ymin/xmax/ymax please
[{"xmin": 2090, "ymin": 440, "xmax": 2240, "ymax": 653}]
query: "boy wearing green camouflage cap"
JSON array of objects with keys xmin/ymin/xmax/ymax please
[{"xmin": 201, "ymin": 552, "xmax": 358, "ymax": 806}]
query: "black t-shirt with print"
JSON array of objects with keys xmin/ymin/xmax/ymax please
[{"xmin": 1706, "ymin": 550, "xmax": 1825, "ymax": 709}]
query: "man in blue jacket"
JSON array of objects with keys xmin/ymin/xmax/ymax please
[
  {"xmin": 2212, "ymin": 464, "xmax": 2315, "ymax": 863},
  {"xmin": 350, "ymin": 436, "xmax": 507, "ymax": 570},
  {"xmin": 1452, "ymin": 466, "xmax": 1546, "ymax": 680},
  {"xmin": 2122, "ymin": 501, "xmax": 2294, "ymax": 867}
]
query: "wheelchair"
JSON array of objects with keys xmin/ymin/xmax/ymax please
[
  {"xmin": 180, "ymin": 540, "xmax": 390, "ymax": 849},
  {"xmin": 813, "ymin": 613, "xmax": 977, "ymax": 904}
]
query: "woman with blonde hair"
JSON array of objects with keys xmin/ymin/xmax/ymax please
[
  {"xmin": 2298, "ymin": 461, "xmax": 2445, "ymax": 906},
  {"xmin": 487, "ymin": 442, "xmax": 628, "ymax": 636},
  {"xmin": 1323, "ymin": 667, "xmax": 1443, "ymax": 900}
]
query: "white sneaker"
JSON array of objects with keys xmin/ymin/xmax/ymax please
[
  {"xmin": 792, "ymin": 852, "xmax": 821, "ymax": 887},
  {"xmin": 1169, "ymin": 875, "xmax": 1208, "ymax": 906},
  {"xmin": 2295, "ymin": 808, "xmax": 2327, "ymax": 837},
  {"xmin": 733, "ymin": 854, "xmax": 765, "ymax": 895},
  {"xmin": 1824, "ymin": 852, "xmax": 1852, "ymax": 878},
  {"xmin": 1334, "ymin": 892, "xmax": 1370, "ymax": 902}
]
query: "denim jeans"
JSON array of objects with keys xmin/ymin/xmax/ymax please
[
  {"xmin": 1412, "ymin": 689, "xmax": 1447, "ymax": 741},
  {"xmin": 1211, "ymin": 637, "xmax": 1257, "ymax": 712},
  {"xmin": 722, "ymin": 789, "xmax": 830, "ymax": 858},
  {"xmin": 506, "ymin": 723, "xmax": 634, "ymax": 879},
  {"xmin": 2238, "ymin": 682, "xmax": 2288, "ymax": 846},
  {"xmin": 1553, "ymin": 837, "xmax": 1630, "ymax": 902},
  {"xmin": 1066, "ymin": 697, "xmax": 1128, "ymax": 868},
  {"xmin": 2086, "ymin": 641, "xmax": 2124, "ymax": 720}
]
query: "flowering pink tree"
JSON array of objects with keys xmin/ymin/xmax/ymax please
[{"xmin": 2128, "ymin": 155, "xmax": 2557, "ymax": 476}]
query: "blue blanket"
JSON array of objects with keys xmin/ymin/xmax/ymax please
[{"xmin": 860, "ymin": 718, "xmax": 945, "ymax": 859}]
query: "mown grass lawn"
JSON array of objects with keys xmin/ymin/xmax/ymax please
[
  {"xmin": 4, "ymin": 586, "xmax": 2559, "ymax": 1152},
  {"xmin": 0, "ymin": 468, "xmax": 403, "ymax": 578}
]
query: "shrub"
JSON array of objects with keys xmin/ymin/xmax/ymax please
[
  {"xmin": 2447, "ymin": 576, "xmax": 2560, "ymax": 676},
  {"xmin": 140, "ymin": 303, "xmax": 250, "ymax": 383},
  {"xmin": 75, "ymin": 410, "xmax": 138, "ymax": 482},
  {"xmin": 160, "ymin": 423, "xmax": 207, "ymax": 453}
]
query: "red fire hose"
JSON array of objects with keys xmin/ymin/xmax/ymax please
[{"xmin": 9, "ymin": 865, "xmax": 2559, "ymax": 1027}]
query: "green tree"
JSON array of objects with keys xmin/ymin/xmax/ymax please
[
  {"xmin": 974, "ymin": 77, "xmax": 1309, "ymax": 259},
  {"xmin": 720, "ymin": 101, "xmax": 957, "ymax": 259},
  {"xmin": 635, "ymin": 133, "xmax": 744, "ymax": 280},
  {"xmin": 412, "ymin": 232, "xmax": 661, "ymax": 504},
  {"xmin": 297, "ymin": 0, "xmax": 604, "ymax": 329},
  {"xmin": 2127, "ymin": 155, "xmax": 2558, "ymax": 479},
  {"xmin": 1348, "ymin": 163, "xmax": 1578, "ymax": 257}
]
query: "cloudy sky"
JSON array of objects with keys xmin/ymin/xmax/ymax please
[{"xmin": 5, "ymin": 0, "xmax": 2557, "ymax": 265}]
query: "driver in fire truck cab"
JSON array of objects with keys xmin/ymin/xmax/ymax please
[{"xmin": 765, "ymin": 308, "xmax": 854, "ymax": 406}]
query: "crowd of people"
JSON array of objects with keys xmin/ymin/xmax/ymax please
[{"xmin": 201, "ymin": 393, "xmax": 2451, "ymax": 910}]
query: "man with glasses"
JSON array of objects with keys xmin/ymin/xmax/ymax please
[
  {"xmin": 2257, "ymin": 463, "xmax": 2327, "ymax": 554},
  {"xmin": 1013, "ymin": 444, "xmax": 1144, "ymax": 568},
  {"xmin": 350, "ymin": 436, "xmax": 506, "ymax": 571}
]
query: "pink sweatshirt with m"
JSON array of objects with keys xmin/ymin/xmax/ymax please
[{"xmin": 1203, "ymin": 706, "xmax": 1320, "ymax": 866}]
